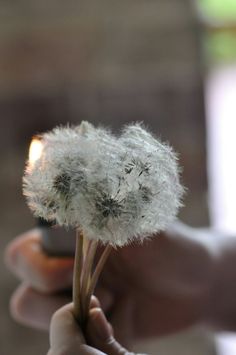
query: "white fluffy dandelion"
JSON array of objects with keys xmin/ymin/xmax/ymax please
[
  {"xmin": 23, "ymin": 121, "xmax": 184, "ymax": 246},
  {"xmin": 23, "ymin": 121, "xmax": 184, "ymax": 325}
]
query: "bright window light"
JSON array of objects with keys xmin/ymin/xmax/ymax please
[
  {"xmin": 206, "ymin": 65, "xmax": 236, "ymax": 235},
  {"xmin": 206, "ymin": 65, "xmax": 236, "ymax": 355}
]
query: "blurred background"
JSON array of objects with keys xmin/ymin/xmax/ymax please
[{"xmin": 0, "ymin": 0, "xmax": 235, "ymax": 354}]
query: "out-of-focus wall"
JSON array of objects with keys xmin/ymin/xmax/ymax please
[
  {"xmin": 0, "ymin": 2, "xmax": 209, "ymax": 355},
  {"xmin": 0, "ymin": 0, "xmax": 208, "ymax": 225},
  {"xmin": 0, "ymin": 1, "xmax": 201, "ymax": 94}
]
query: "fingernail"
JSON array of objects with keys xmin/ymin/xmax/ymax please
[{"xmin": 89, "ymin": 308, "xmax": 112, "ymax": 341}]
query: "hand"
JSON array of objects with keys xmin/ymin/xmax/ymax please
[
  {"xmin": 4, "ymin": 228, "xmax": 134, "ymax": 345},
  {"xmin": 48, "ymin": 297, "xmax": 140, "ymax": 355},
  {"xmin": 5, "ymin": 222, "xmax": 217, "ymax": 344}
]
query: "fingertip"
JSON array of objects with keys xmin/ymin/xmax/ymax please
[
  {"xmin": 87, "ymin": 307, "xmax": 113, "ymax": 342},
  {"xmin": 4, "ymin": 237, "xmax": 22, "ymax": 271},
  {"xmin": 9, "ymin": 284, "xmax": 70, "ymax": 331},
  {"xmin": 4, "ymin": 243, "xmax": 14, "ymax": 271},
  {"xmin": 90, "ymin": 295, "xmax": 101, "ymax": 309},
  {"xmin": 4, "ymin": 229, "xmax": 41, "ymax": 271},
  {"xmin": 9, "ymin": 284, "xmax": 26, "ymax": 323},
  {"xmin": 9, "ymin": 283, "xmax": 49, "ymax": 330}
]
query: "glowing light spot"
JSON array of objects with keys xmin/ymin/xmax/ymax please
[{"xmin": 29, "ymin": 138, "xmax": 43, "ymax": 168}]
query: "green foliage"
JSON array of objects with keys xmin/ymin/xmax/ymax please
[
  {"xmin": 204, "ymin": 33, "xmax": 236, "ymax": 63},
  {"xmin": 199, "ymin": 0, "xmax": 236, "ymax": 20},
  {"xmin": 199, "ymin": 0, "xmax": 236, "ymax": 63}
]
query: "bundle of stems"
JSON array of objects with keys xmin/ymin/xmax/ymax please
[{"xmin": 73, "ymin": 229, "xmax": 112, "ymax": 326}]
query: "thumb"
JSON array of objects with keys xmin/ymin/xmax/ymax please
[
  {"xmin": 48, "ymin": 303, "xmax": 105, "ymax": 355},
  {"xmin": 86, "ymin": 307, "xmax": 136, "ymax": 355}
]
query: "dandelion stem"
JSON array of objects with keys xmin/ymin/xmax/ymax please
[
  {"xmin": 83, "ymin": 244, "xmax": 112, "ymax": 322},
  {"xmin": 81, "ymin": 240, "xmax": 97, "ymax": 320},
  {"xmin": 73, "ymin": 229, "xmax": 83, "ymax": 323}
]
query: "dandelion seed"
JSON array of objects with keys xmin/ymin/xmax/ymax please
[{"xmin": 53, "ymin": 173, "xmax": 71, "ymax": 196}]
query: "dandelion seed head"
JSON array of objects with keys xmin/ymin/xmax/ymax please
[{"xmin": 23, "ymin": 121, "xmax": 185, "ymax": 246}]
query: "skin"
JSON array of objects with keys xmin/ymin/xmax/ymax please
[
  {"xmin": 5, "ymin": 221, "xmax": 236, "ymax": 352},
  {"xmin": 48, "ymin": 298, "xmax": 135, "ymax": 355}
]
